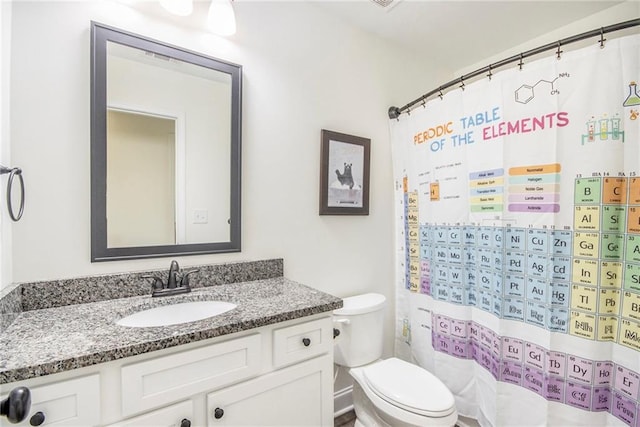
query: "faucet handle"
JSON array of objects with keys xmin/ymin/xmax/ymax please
[
  {"xmin": 180, "ymin": 269, "xmax": 200, "ymax": 288},
  {"xmin": 142, "ymin": 275, "xmax": 164, "ymax": 291}
]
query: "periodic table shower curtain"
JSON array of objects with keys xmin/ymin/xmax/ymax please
[{"xmin": 390, "ymin": 33, "xmax": 640, "ymax": 426}]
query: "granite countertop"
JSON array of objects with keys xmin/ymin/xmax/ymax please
[{"xmin": 0, "ymin": 278, "xmax": 342, "ymax": 384}]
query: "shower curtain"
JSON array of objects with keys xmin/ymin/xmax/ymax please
[{"xmin": 391, "ymin": 34, "xmax": 640, "ymax": 426}]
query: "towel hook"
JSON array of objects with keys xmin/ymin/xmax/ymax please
[{"xmin": 0, "ymin": 165, "xmax": 25, "ymax": 222}]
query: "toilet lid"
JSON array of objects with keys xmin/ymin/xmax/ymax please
[
  {"xmin": 333, "ymin": 293, "xmax": 386, "ymax": 316},
  {"xmin": 362, "ymin": 358, "xmax": 455, "ymax": 417}
]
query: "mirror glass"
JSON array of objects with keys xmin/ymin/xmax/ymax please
[{"xmin": 91, "ymin": 23, "xmax": 241, "ymax": 261}]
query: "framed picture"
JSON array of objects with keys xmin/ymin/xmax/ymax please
[{"xmin": 319, "ymin": 129, "xmax": 370, "ymax": 215}]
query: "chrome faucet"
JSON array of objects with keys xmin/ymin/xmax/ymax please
[{"xmin": 142, "ymin": 260, "xmax": 200, "ymax": 297}]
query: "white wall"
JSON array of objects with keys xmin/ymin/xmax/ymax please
[
  {"xmin": 0, "ymin": 0, "xmax": 13, "ymax": 292},
  {"xmin": 7, "ymin": 1, "xmax": 441, "ymax": 360},
  {"xmin": 456, "ymin": 2, "xmax": 640, "ymax": 77}
]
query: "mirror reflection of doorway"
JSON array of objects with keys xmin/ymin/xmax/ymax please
[{"xmin": 107, "ymin": 109, "xmax": 176, "ymax": 247}]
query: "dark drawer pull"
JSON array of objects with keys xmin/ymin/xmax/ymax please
[
  {"xmin": 214, "ymin": 407, "xmax": 224, "ymax": 419},
  {"xmin": 302, "ymin": 338, "xmax": 311, "ymax": 347},
  {"xmin": 30, "ymin": 412, "xmax": 46, "ymax": 426}
]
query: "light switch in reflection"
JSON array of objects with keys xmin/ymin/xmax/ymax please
[{"xmin": 193, "ymin": 210, "xmax": 209, "ymax": 224}]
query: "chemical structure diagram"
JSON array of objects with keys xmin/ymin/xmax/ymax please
[{"xmin": 514, "ymin": 73, "xmax": 570, "ymax": 104}]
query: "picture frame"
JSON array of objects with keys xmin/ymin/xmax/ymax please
[{"xmin": 319, "ymin": 129, "xmax": 370, "ymax": 215}]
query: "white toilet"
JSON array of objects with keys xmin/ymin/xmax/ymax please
[{"xmin": 333, "ymin": 293, "xmax": 457, "ymax": 427}]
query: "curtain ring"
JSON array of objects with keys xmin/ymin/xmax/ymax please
[
  {"xmin": 460, "ymin": 77, "xmax": 465, "ymax": 91},
  {"xmin": 556, "ymin": 41, "xmax": 563, "ymax": 59},
  {"xmin": 438, "ymin": 87, "xmax": 444, "ymax": 100},
  {"xmin": 518, "ymin": 53, "xmax": 524, "ymax": 70},
  {"xmin": 0, "ymin": 166, "xmax": 25, "ymax": 222},
  {"xmin": 487, "ymin": 64, "xmax": 493, "ymax": 80},
  {"xmin": 599, "ymin": 27, "xmax": 606, "ymax": 48}
]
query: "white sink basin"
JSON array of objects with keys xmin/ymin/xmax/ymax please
[{"xmin": 116, "ymin": 301, "xmax": 237, "ymax": 328}]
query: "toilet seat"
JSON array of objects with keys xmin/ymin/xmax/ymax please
[
  {"xmin": 362, "ymin": 358, "xmax": 456, "ymax": 418},
  {"xmin": 349, "ymin": 358, "xmax": 458, "ymax": 425}
]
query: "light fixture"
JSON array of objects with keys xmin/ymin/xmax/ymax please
[
  {"xmin": 207, "ymin": 0, "xmax": 236, "ymax": 36},
  {"xmin": 159, "ymin": 0, "xmax": 193, "ymax": 16}
]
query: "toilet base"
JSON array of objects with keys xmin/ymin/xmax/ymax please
[
  {"xmin": 352, "ymin": 382, "xmax": 394, "ymax": 427},
  {"xmin": 354, "ymin": 419, "xmax": 366, "ymax": 427}
]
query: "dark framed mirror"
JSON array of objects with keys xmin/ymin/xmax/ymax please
[{"xmin": 91, "ymin": 22, "xmax": 241, "ymax": 261}]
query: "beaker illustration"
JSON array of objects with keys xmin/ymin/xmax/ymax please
[
  {"xmin": 623, "ymin": 81, "xmax": 640, "ymax": 107},
  {"xmin": 599, "ymin": 118, "xmax": 608, "ymax": 140},
  {"xmin": 612, "ymin": 117, "xmax": 621, "ymax": 139},
  {"xmin": 587, "ymin": 118, "xmax": 595, "ymax": 142}
]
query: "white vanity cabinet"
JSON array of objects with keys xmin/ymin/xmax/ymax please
[
  {"xmin": 206, "ymin": 355, "xmax": 332, "ymax": 426},
  {"xmin": 119, "ymin": 333, "xmax": 263, "ymax": 418},
  {"xmin": 206, "ymin": 317, "xmax": 334, "ymax": 426},
  {"xmin": 1, "ymin": 314, "xmax": 334, "ymax": 427}
]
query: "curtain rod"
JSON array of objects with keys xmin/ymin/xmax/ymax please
[{"xmin": 388, "ymin": 18, "xmax": 640, "ymax": 119}]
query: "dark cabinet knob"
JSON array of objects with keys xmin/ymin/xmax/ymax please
[
  {"xmin": 0, "ymin": 386, "xmax": 31, "ymax": 423},
  {"xmin": 180, "ymin": 418, "xmax": 191, "ymax": 427},
  {"xmin": 213, "ymin": 407, "xmax": 224, "ymax": 419},
  {"xmin": 302, "ymin": 338, "xmax": 311, "ymax": 347},
  {"xmin": 30, "ymin": 412, "xmax": 45, "ymax": 426},
  {"xmin": 333, "ymin": 328, "xmax": 340, "ymax": 339}
]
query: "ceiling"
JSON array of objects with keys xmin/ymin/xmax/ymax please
[
  {"xmin": 127, "ymin": 0, "xmax": 628, "ymax": 77},
  {"xmin": 310, "ymin": 0, "xmax": 625, "ymax": 73}
]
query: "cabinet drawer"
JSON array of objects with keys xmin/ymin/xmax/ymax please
[
  {"xmin": 272, "ymin": 317, "xmax": 332, "ymax": 368},
  {"xmin": 121, "ymin": 334, "xmax": 261, "ymax": 417},
  {"xmin": 0, "ymin": 374, "xmax": 100, "ymax": 426},
  {"xmin": 107, "ymin": 400, "xmax": 194, "ymax": 427}
]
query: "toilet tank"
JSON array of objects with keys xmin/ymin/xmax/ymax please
[{"xmin": 333, "ymin": 293, "xmax": 386, "ymax": 367}]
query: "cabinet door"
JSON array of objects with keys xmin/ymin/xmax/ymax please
[
  {"xmin": 207, "ymin": 355, "xmax": 333, "ymax": 426},
  {"xmin": 106, "ymin": 400, "xmax": 194, "ymax": 427},
  {"xmin": 0, "ymin": 375, "xmax": 100, "ymax": 426}
]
